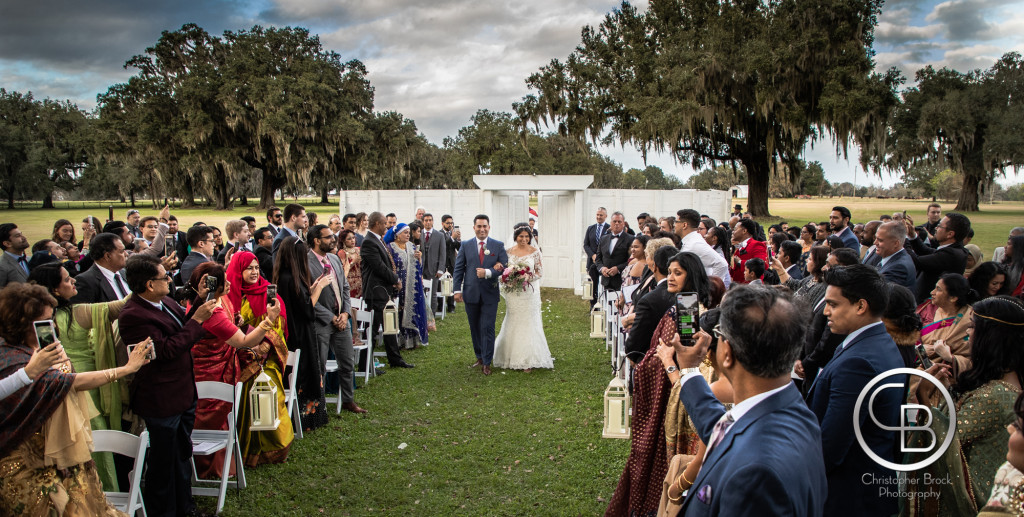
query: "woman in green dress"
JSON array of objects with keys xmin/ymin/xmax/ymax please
[
  {"xmin": 28, "ymin": 262, "xmax": 128, "ymax": 491},
  {"xmin": 906, "ymin": 296, "xmax": 1024, "ymax": 516}
]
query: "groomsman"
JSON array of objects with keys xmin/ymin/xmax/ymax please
[
  {"xmin": 442, "ymin": 215, "xmax": 461, "ymax": 312},
  {"xmin": 594, "ymin": 211, "xmax": 634, "ymax": 295},
  {"xmin": 421, "ymin": 213, "xmax": 447, "ymax": 314},
  {"xmin": 583, "ymin": 207, "xmax": 609, "ymax": 307}
]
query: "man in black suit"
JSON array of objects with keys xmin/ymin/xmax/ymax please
[
  {"xmin": 594, "ymin": 211, "xmax": 634, "ymax": 295},
  {"xmin": 272, "ymin": 203, "xmax": 307, "ymax": 256},
  {"xmin": 253, "ymin": 227, "xmax": 275, "ymax": 280},
  {"xmin": 906, "ymin": 212, "xmax": 970, "ymax": 301},
  {"xmin": 778, "ymin": 240, "xmax": 803, "ymax": 281},
  {"xmin": 360, "ymin": 211, "xmax": 412, "ymax": 368},
  {"xmin": 623, "ymin": 246, "xmax": 675, "ymax": 363},
  {"xmin": 70, "ymin": 233, "xmax": 129, "ymax": 304},
  {"xmin": 583, "ymin": 207, "xmax": 609, "ymax": 307},
  {"xmin": 441, "ymin": 215, "xmax": 461, "ymax": 312},
  {"xmin": 265, "ymin": 206, "xmax": 282, "ymax": 238},
  {"xmin": 119, "ymin": 254, "xmax": 217, "ymax": 517},
  {"xmin": 216, "ymin": 219, "xmax": 250, "ymax": 264},
  {"xmin": 177, "ymin": 226, "xmax": 214, "ymax": 287},
  {"xmin": 166, "ymin": 215, "xmax": 189, "ymax": 264},
  {"xmin": 872, "ymin": 221, "xmax": 917, "ymax": 292}
]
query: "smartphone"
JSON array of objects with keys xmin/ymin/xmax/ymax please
[
  {"xmin": 675, "ymin": 293, "xmax": 700, "ymax": 346},
  {"xmin": 107, "ymin": 206, "xmax": 114, "ymax": 224},
  {"xmin": 205, "ymin": 276, "xmax": 219, "ymax": 302},
  {"xmin": 915, "ymin": 344, "xmax": 932, "ymax": 369},
  {"xmin": 453, "ymin": 226, "xmax": 460, "ymax": 232},
  {"xmin": 164, "ymin": 239, "xmax": 175, "ymax": 258},
  {"xmin": 127, "ymin": 341, "xmax": 156, "ymax": 360},
  {"xmin": 34, "ymin": 320, "xmax": 57, "ymax": 349},
  {"xmin": 87, "ymin": 215, "xmax": 94, "ymax": 232},
  {"xmin": 266, "ymin": 284, "xmax": 277, "ymax": 306}
]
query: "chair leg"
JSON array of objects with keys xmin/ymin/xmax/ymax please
[{"xmin": 292, "ymin": 398, "xmax": 304, "ymax": 439}]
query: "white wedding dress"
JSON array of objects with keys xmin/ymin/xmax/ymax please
[{"xmin": 493, "ymin": 249, "xmax": 554, "ymax": 370}]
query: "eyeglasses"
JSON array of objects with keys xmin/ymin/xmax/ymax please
[
  {"xmin": 150, "ymin": 273, "xmax": 172, "ymax": 283},
  {"xmin": 712, "ymin": 323, "xmax": 730, "ymax": 343}
]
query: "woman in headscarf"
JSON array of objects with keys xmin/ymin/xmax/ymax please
[
  {"xmin": 0, "ymin": 283, "xmax": 152, "ymax": 515},
  {"xmin": 966, "ymin": 244, "xmax": 984, "ymax": 276},
  {"xmin": 385, "ymin": 223, "xmax": 429, "ymax": 349}
]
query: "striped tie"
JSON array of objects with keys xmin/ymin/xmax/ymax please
[{"xmin": 703, "ymin": 411, "xmax": 735, "ymax": 461}]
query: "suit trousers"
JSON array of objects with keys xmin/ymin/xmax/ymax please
[
  {"xmin": 142, "ymin": 401, "xmax": 197, "ymax": 517},
  {"xmin": 371, "ymin": 306, "xmax": 405, "ymax": 366},
  {"xmin": 315, "ymin": 322, "xmax": 355, "ymax": 404},
  {"xmin": 465, "ymin": 300, "xmax": 498, "ymax": 365},
  {"xmin": 588, "ymin": 265, "xmax": 601, "ymax": 307}
]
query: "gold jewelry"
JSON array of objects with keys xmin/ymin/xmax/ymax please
[
  {"xmin": 975, "ymin": 313, "xmax": 1024, "ymax": 326},
  {"xmin": 681, "ymin": 469, "xmax": 694, "ymax": 487},
  {"xmin": 259, "ymin": 319, "xmax": 274, "ymax": 332}
]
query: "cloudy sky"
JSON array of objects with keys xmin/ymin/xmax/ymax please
[{"xmin": 2, "ymin": 0, "xmax": 1022, "ymax": 187}]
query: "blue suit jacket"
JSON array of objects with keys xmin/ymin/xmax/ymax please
[
  {"xmin": 680, "ymin": 380, "xmax": 827, "ymax": 517},
  {"xmin": 452, "ymin": 237, "xmax": 508, "ymax": 305},
  {"xmin": 835, "ymin": 227, "xmax": 860, "ymax": 252},
  {"xmin": 806, "ymin": 323, "xmax": 905, "ymax": 517},
  {"xmin": 877, "ymin": 248, "xmax": 917, "ymax": 293}
]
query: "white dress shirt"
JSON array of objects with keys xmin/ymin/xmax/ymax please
[
  {"xmin": 96, "ymin": 264, "xmax": 129, "ymax": 298},
  {"xmin": 681, "ymin": 373, "xmax": 791, "ymax": 430},
  {"xmin": 679, "ymin": 231, "xmax": 732, "ymax": 287},
  {"xmin": 839, "ymin": 320, "xmax": 885, "ymax": 350}
]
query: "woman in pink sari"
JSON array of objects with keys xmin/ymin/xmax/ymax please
[{"xmin": 910, "ymin": 273, "xmax": 978, "ymax": 404}]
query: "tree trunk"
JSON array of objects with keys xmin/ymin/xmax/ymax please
[
  {"xmin": 41, "ymin": 191, "xmax": 54, "ymax": 209},
  {"xmin": 129, "ymin": 191, "xmax": 136, "ymax": 208},
  {"xmin": 955, "ymin": 150, "xmax": 984, "ymax": 212},
  {"xmin": 743, "ymin": 157, "xmax": 772, "ymax": 217},
  {"xmin": 258, "ymin": 171, "xmax": 286, "ymax": 210},
  {"xmin": 6, "ymin": 189, "xmax": 14, "ymax": 209},
  {"xmin": 239, "ymin": 194, "xmax": 248, "ymax": 206},
  {"xmin": 320, "ymin": 187, "xmax": 329, "ymax": 205},
  {"xmin": 212, "ymin": 167, "xmax": 232, "ymax": 210},
  {"xmin": 180, "ymin": 175, "xmax": 196, "ymax": 208}
]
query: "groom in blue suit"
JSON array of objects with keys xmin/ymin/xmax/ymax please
[{"xmin": 453, "ymin": 214, "xmax": 508, "ymax": 376}]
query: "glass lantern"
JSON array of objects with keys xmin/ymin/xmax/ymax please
[
  {"xmin": 248, "ymin": 370, "xmax": 281, "ymax": 431},
  {"xmin": 602, "ymin": 376, "xmax": 631, "ymax": 439},
  {"xmin": 383, "ymin": 299, "xmax": 400, "ymax": 335},
  {"xmin": 590, "ymin": 304, "xmax": 606, "ymax": 338},
  {"xmin": 439, "ymin": 272, "xmax": 454, "ymax": 297},
  {"xmin": 580, "ymin": 255, "xmax": 588, "ymax": 275},
  {"xmin": 581, "ymin": 278, "xmax": 593, "ymax": 300}
]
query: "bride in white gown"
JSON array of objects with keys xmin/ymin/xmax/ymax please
[{"xmin": 493, "ymin": 224, "xmax": 553, "ymax": 371}]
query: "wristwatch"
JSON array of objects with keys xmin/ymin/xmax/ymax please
[{"xmin": 665, "ymin": 366, "xmax": 679, "ymax": 374}]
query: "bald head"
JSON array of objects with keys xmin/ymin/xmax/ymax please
[{"xmin": 861, "ymin": 220, "xmax": 882, "ymax": 247}]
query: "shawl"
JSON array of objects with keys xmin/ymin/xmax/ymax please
[
  {"xmin": 0, "ymin": 339, "xmax": 75, "ymax": 458},
  {"xmin": 226, "ymin": 251, "xmax": 288, "ymax": 338},
  {"xmin": 390, "ymin": 241, "xmax": 429, "ymax": 342}
]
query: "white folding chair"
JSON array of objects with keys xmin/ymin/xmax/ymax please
[
  {"xmin": 92, "ymin": 430, "xmax": 149, "ymax": 517},
  {"xmin": 324, "ymin": 358, "xmax": 343, "ymax": 413},
  {"xmin": 191, "ymin": 381, "xmax": 246, "ymax": 515},
  {"xmin": 283, "ymin": 350, "xmax": 303, "ymax": 439},
  {"xmin": 353, "ymin": 307, "xmax": 374, "ymax": 385},
  {"xmin": 435, "ymin": 286, "xmax": 447, "ymax": 320}
]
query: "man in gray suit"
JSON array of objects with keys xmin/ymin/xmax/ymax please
[
  {"xmin": 0, "ymin": 223, "xmax": 30, "ymax": 288},
  {"xmin": 872, "ymin": 221, "xmax": 917, "ymax": 292},
  {"xmin": 307, "ymin": 224, "xmax": 366, "ymax": 414},
  {"xmin": 421, "ymin": 213, "xmax": 447, "ymax": 314}
]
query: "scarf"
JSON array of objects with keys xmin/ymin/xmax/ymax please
[
  {"xmin": 0, "ymin": 339, "xmax": 75, "ymax": 458},
  {"xmin": 225, "ymin": 251, "xmax": 288, "ymax": 336}
]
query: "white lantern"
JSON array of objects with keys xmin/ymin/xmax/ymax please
[
  {"xmin": 439, "ymin": 272, "xmax": 454, "ymax": 297},
  {"xmin": 580, "ymin": 255, "xmax": 588, "ymax": 275},
  {"xmin": 590, "ymin": 304, "xmax": 606, "ymax": 339},
  {"xmin": 248, "ymin": 370, "xmax": 280, "ymax": 431},
  {"xmin": 603, "ymin": 376, "xmax": 631, "ymax": 439},
  {"xmin": 383, "ymin": 299, "xmax": 400, "ymax": 335},
  {"xmin": 581, "ymin": 278, "xmax": 593, "ymax": 300}
]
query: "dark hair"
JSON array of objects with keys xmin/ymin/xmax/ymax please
[
  {"xmin": 736, "ymin": 218, "xmax": 758, "ymax": 238},
  {"xmin": 89, "ymin": 233, "xmax": 122, "ymax": 262},
  {"xmin": 306, "ymin": 224, "xmax": 331, "ymax": 248},
  {"xmin": 707, "ymin": 226, "xmax": 732, "ymax": 258},
  {"xmin": 283, "ymin": 203, "xmax": 305, "ymax": 224},
  {"xmin": 807, "ymin": 245, "xmax": 829, "ymax": 280},
  {"xmin": 1003, "ymin": 235, "xmax": 1024, "ymax": 281},
  {"xmin": 186, "ymin": 225, "xmax": 212, "ymax": 248},
  {"xmin": 786, "ymin": 227, "xmax": 801, "ymax": 239},
  {"xmin": 944, "ymin": 212, "xmax": 971, "ymax": 244},
  {"xmin": 817, "ymin": 221, "xmax": 832, "ymax": 234},
  {"xmin": 408, "ymin": 220, "xmax": 424, "ymax": 245},
  {"xmin": 768, "ymin": 224, "xmax": 784, "ymax": 234},
  {"xmin": 770, "ymin": 232, "xmax": 789, "ymax": 253},
  {"xmin": 745, "ymin": 258, "xmax": 766, "ymax": 278},
  {"xmin": 27, "ymin": 262, "xmax": 72, "ymax": 310},
  {"xmin": 368, "ymin": 211, "xmax": 386, "ymax": 229},
  {"xmin": 825, "ymin": 235, "xmax": 845, "ymax": 251},
  {"xmin": 0, "ymin": 283, "xmax": 57, "ymax": 345},
  {"xmin": 241, "ymin": 216, "xmax": 256, "ymax": 224},
  {"xmin": 266, "ymin": 206, "xmax": 280, "ymax": 219},
  {"xmin": 823, "ymin": 264, "xmax": 889, "ymax": 317},
  {"xmin": 273, "ymin": 236, "xmax": 312, "ymax": 298},
  {"xmin": 0, "ymin": 223, "xmax": 18, "ymax": 251},
  {"xmin": 254, "ymin": 227, "xmax": 273, "ymax": 242},
  {"xmin": 139, "ymin": 216, "xmax": 158, "ymax": 229},
  {"xmin": 51, "ymin": 219, "xmax": 75, "ymax": 243},
  {"xmin": 719, "ymin": 286, "xmax": 806, "ymax": 378},
  {"xmin": 653, "ymin": 230, "xmax": 680, "ymax": 247},
  {"xmin": 676, "ymin": 209, "xmax": 700, "ymax": 228},
  {"xmin": 189, "ymin": 261, "xmax": 226, "ymax": 298},
  {"xmin": 802, "ymin": 223, "xmax": 817, "ymax": 236},
  {"xmin": 441, "ymin": 214, "xmax": 453, "ymax": 223},
  {"xmin": 644, "ymin": 222, "xmax": 660, "ymax": 235},
  {"xmin": 669, "ymin": 252, "xmax": 713, "ymax": 308},
  {"xmin": 638, "ymin": 212, "xmax": 650, "ymax": 220},
  {"xmin": 307, "ymin": 212, "xmax": 318, "ymax": 226},
  {"xmin": 124, "ymin": 254, "xmax": 163, "ymax": 295},
  {"xmin": 699, "ymin": 307, "xmax": 722, "ymax": 353},
  {"xmin": 338, "ymin": 229, "xmax": 356, "ymax": 247},
  {"xmin": 102, "ymin": 221, "xmax": 126, "ymax": 234},
  {"xmin": 938, "ymin": 273, "xmax": 978, "ymax": 309},
  {"xmin": 832, "ymin": 206, "xmax": 852, "ymax": 221},
  {"xmin": 422, "ymin": 213, "xmax": 433, "ymax": 220},
  {"xmin": 652, "ymin": 245, "xmax": 677, "ymax": 276},
  {"xmin": 632, "ymin": 234, "xmax": 650, "ymax": 252},
  {"xmin": 779, "ymin": 241, "xmax": 802, "ymax": 265},
  {"xmin": 31, "ymin": 239, "xmax": 53, "ymax": 254},
  {"xmin": 343, "ymin": 213, "xmax": 356, "ymax": 224},
  {"xmin": 969, "ymin": 261, "xmax": 1008, "ymax": 299},
  {"xmin": 831, "ymin": 247, "xmax": 860, "ymax": 266},
  {"xmin": 512, "ymin": 225, "xmax": 533, "ymax": 245},
  {"xmin": 474, "ymin": 214, "xmax": 490, "ymax": 225},
  {"xmin": 707, "ymin": 276, "xmax": 725, "ymax": 309},
  {"xmin": 955, "ymin": 296, "xmax": 1024, "ymax": 396},
  {"xmin": 883, "ymin": 284, "xmax": 922, "ymax": 335},
  {"xmin": 168, "ymin": 215, "xmax": 178, "ymax": 223}
]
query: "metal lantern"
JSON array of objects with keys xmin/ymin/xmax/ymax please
[
  {"xmin": 580, "ymin": 255, "xmax": 588, "ymax": 275},
  {"xmin": 248, "ymin": 370, "xmax": 281, "ymax": 431},
  {"xmin": 590, "ymin": 304, "xmax": 606, "ymax": 339},
  {"xmin": 581, "ymin": 278, "xmax": 593, "ymax": 300},
  {"xmin": 382, "ymin": 299, "xmax": 400, "ymax": 335},
  {"xmin": 602, "ymin": 376, "xmax": 631, "ymax": 439},
  {"xmin": 439, "ymin": 272, "xmax": 454, "ymax": 297}
]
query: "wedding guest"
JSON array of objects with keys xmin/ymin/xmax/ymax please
[
  {"xmin": 385, "ymin": 213, "xmax": 397, "ymax": 230},
  {"xmin": 386, "ymin": 223, "xmax": 429, "ymax": 348},
  {"xmin": 815, "ymin": 221, "xmax": 831, "ymax": 244},
  {"xmin": 307, "ymin": 211, "xmax": 319, "ymax": 227},
  {"xmin": 623, "ymin": 245, "xmax": 677, "ymax": 363},
  {"xmin": 118, "ymin": 253, "xmax": 217, "ymax": 517},
  {"xmin": 272, "ymin": 203, "xmax": 308, "ymax": 256},
  {"xmin": 620, "ymin": 235, "xmax": 649, "ymax": 300},
  {"xmin": 970, "ymin": 261, "xmax": 1008, "ymax": 300},
  {"xmin": 911, "ymin": 273, "xmax": 978, "ymax": 400},
  {"xmin": 829, "ymin": 206, "xmax": 859, "ymax": 250},
  {"xmin": 28, "ymin": 263, "xmax": 129, "ymax": 490},
  {"xmin": 676, "ymin": 209, "xmax": 730, "ymax": 287},
  {"xmin": 274, "ymin": 236, "xmax": 332, "ymax": 432},
  {"xmin": 178, "ymin": 225, "xmax": 214, "ymax": 287},
  {"xmin": 266, "ymin": 206, "xmax": 283, "ymax": 238},
  {"xmin": 705, "ymin": 225, "xmax": 731, "ymax": 263},
  {"xmin": 728, "ymin": 218, "xmax": 766, "ymax": 285},
  {"xmin": 209, "ymin": 225, "xmax": 224, "ymax": 255},
  {"xmin": 883, "ymin": 283, "xmax": 924, "ymax": 369},
  {"xmin": 777, "ymin": 240, "xmax": 803, "ymax": 281},
  {"xmin": 629, "ymin": 237, "xmax": 674, "ymax": 307},
  {"xmin": 0, "ymin": 223, "xmax": 30, "ymax": 288},
  {"xmin": 328, "ymin": 214, "xmax": 343, "ymax": 237},
  {"xmin": 992, "ymin": 227, "xmax": 1024, "ymax": 263},
  {"xmin": 225, "ymin": 251, "xmax": 295, "ymax": 466},
  {"xmin": 51, "ymin": 219, "xmax": 75, "ymax": 246},
  {"xmin": 907, "ymin": 296, "xmax": 1024, "ymax": 516},
  {"xmin": 906, "ymin": 212, "xmax": 972, "ymax": 301},
  {"xmin": 253, "ymin": 227, "xmax": 275, "ymax": 280},
  {"xmin": 595, "ymin": 212, "xmax": 635, "ymax": 297},
  {"xmin": 125, "ymin": 209, "xmax": 142, "ymax": 238},
  {"xmin": 187, "ymin": 261, "xmax": 288, "ymax": 478},
  {"xmin": 744, "ymin": 258, "xmax": 766, "ymax": 286},
  {"xmin": 966, "ymin": 243, "xmax": 984, "ymax": 276},
  {"xmin": 0, "ymin": 342, "xmax": 64, "ymax": 400},
  {"xmin": 166, "ymin": 215, "xmax": 189, "ymax": 263},
  {"xmin": 975, "ymin": 392, "xmax": 1024, "ymax": 515},
  {"xmin": 441, "ymin": 215, "xmax": 461, "ymax": 311},
  {"xmin": 584, "ymin": 207, "xmax": 609, "ymax": 308},
  {"xmin": 870, "ymin": 221, "xmax": 917, "ymax": 292},
  {"xmin": 344, "ymin": 213, "xmax": 364, "ymax": 246},
  {"xmin": 361, "ymin": 212, "xmax": 412, "ymax": 369},
  {"xmin": 1001, "ymin": 235, "xmax": 1024, "ymax": 297},
  {"xmin": 216, "ymin": 219, "xmax": 251, "ymax": 264},
  {"xmin": 355, "ymin": 212, "xmax": 368, "ymax": 239},
  {"xmin": 70, "ymin": 233, "xmax": 128, "ymax": 304},
  {"xmin": 421, "ymin": 213, "xmax": 447, "ymax": 315},
  {"xmin": 0, "ymin": 283, "xmax": 153, "ymax": 515},
  {"xmin": 338, "ymin": 229, "xmax": 364, "ymax": 345}
]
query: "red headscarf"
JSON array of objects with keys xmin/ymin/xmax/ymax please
[{"xmin": 225, "ymin": 251, "xmax": 287, "ymax": 331}]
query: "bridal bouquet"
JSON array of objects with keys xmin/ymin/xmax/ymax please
[{"xmin": 500, "ymin": 262, "xmax": 534, "ymax": 294}]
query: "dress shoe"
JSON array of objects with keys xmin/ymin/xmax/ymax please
[
  {"xmin": 469, "ymin": 359, "xmax": 483, "ymax": 368},
  {"xmin": 482, "ymin": 365, "xmax": 491, "ymax": 376},
  {"xmin": 342, "ymin": 401, "xmax": 368, "ymax": 414},
  {"xmin": 374, "ymin": 368, "xmax": 386, "ymax": 376},
  {"xmin": 393, "ymin": 361, "xmax": 415, "ymax": 368}
]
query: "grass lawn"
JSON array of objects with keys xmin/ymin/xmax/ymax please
[{"xmin": 204, "ymin": 287, "xmax": 629, "ymax": 516}]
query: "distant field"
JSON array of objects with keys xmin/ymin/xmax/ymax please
[{"xmin": 2, "ymin": 196, "xmax": 1021, "ymax": 261}]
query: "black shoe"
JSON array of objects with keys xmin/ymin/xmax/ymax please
[
  {"xmin": 374, "ymin": 368, "xmax": 386, "ymax": 376},
  {"xmin": 392, "ymin": 362, "xmax": 415, "ymax": 368}
]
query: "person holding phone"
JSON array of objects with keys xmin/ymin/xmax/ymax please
[
  {"xmin": 0, "ymin": 341, "xmax": 65, "ymax": 400},
  {"xmin": 0, "ymin": 283, "xmax": 153, "ymax": 515}
]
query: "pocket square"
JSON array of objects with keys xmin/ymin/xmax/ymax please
[{"xmin": 696, "ymin": 484, "xmax": 712, "ymax": 504}]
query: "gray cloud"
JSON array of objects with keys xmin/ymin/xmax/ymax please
[{"xmin": 927, "ymin": 0, "xmax": 996, "ymax": 40}]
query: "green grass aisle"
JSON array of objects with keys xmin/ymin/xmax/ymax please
[{"xmin": 212, "ymin": 287, "xmax": 630, "ymax": 516}]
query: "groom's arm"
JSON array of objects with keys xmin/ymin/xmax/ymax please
[
  {"xmin": 491, "ymin": 247, "xmax": 509, "ymax": 280},
  {"xmin": 453, "ymin": 243, "xmax": 467, "ymax": 294}
]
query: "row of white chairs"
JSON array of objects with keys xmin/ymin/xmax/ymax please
[{"xmin": 598, "ymin": 288, "xmax": 630, "ymax": 383}]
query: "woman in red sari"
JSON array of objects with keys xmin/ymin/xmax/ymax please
[{"xmin": 187, "ymin": 261, "xmax": 286, "ymax": 479}]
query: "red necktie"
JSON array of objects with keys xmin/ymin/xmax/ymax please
[
  {"xmin": 479, "ymin": 241, "xmax": 485, "ymax": 264},
  {"xmin": 425, "ymin": 232, "xmax": 430, "ymax": 246}
]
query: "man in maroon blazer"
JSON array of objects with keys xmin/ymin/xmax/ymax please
[
  {"xmin": 119, "ymin": 254, "xmax": 216, "ymax": 517},
  {"xmin": 729, "ymin": 218, "xmax": 768, "ymax": 284}
]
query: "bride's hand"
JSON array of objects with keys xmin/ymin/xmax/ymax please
[{"xmin": 494, "ymin": 263, "xmax": 504, "ymax": 273}]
